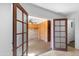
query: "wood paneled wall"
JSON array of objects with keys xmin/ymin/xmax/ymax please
[
  {"xmin": 38, "ymin": 21, "xmax": 48, "ymax": 42},
  {"xmin": 28, "ymin": 23, "xmax": 38, "ymax": 29},
  {"xmin": 28, "ymin": 20, "xmax": 48, "ymax": 42}
]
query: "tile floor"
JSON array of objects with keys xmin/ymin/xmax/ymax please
[
  {"xmin": 39, "ymin": 46, "xmax": 79, "ymax": 56},
  {"xmin": 28, "ymin": 39, "xmax": 50, "ymax": 56},
  {"xmin": 28, "ymin": 39, "xmax": 79, "ymax": 56}
]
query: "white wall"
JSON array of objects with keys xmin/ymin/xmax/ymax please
[
  {"xmin": 50, "ymin": 20, "xmax": 54, "ymax": 49},
  {"xmin": 67, "ymin": 12, "xmax": 79, "ymax": 49},
  {"xmin": 0, "ymin": 3, "xmax": 12, "ymax": 56},
  {"xmin": 67, "ymin": 19, "xmax": 75, "ymax": 44}
]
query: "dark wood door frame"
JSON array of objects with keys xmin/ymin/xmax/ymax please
[
  {"xmin": 53, "ymin": 18, "xmax": 67, "ymax": 51},
  {"xmin": 48, "ymin": 21, "xmax": 51, "ymax": 42},
  {"xmin": 13, "ymin": 3, "xmax": 28, "ymax": 56}
]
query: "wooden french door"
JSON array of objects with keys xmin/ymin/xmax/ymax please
[
  {"xmin": 53, "ymin": 19, "xmax": 67, "ymax": 51},
  {"xmin": 13, "ymin": 3, "xmax": 28, "ymax": 56}
]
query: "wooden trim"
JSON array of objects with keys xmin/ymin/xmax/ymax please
[
  {"xmin": 22, "ymin": 12, "xmax": 24, "ymax": 56},
  {"xmin": 55, "ymin": 25, "xmax": 65, "ymax": 26},
  {"xmin": 53, "ymin": 18, "xmax": 67, "ymax": 20},
  {"xmin": 16, "ymin": 41, "xmax": 26, "ymax": 49},
  {"xmin": 55, "ymin": 31, "xmax": 65, "ymax": 32},
  {"xmin": 53, "ymin": 20, "xmax": 55, "ymax": 49},
  {"xmin": 13, "ymin": 3, "xmax": 28, "ymax": 56},
  {"xmin": 53, "ymin": 18, "xmax": 67, "ymax": 51},
  {"xmin": 48, "ymin": 20, "xmax": 51, "ymax": 42},
  {"xmin": 23, "ymin": 48, "xmax": 27, "ymax": 55},
  {"xmin": 26, "ymin": 15, "xmax": 28, "ymax": 56},
  {"xmin": 13, "ymin": 3, "xmax": 17, "ymax": 56},
  {"xmin": 16, "ymin": 32, "xmax": 26, "ymax": 35},
  {"xmin": 13, "ymin": 3, "xmax": 28, "ymax": 15},
  {"xmin": 66, "ymin": 19, "xmax": 68, "ymax": 51},
  {"xmin": 17, "ymin": 20, "xmax": 27, "ymax": 24}
]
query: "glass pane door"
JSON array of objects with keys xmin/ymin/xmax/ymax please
[
  {"xmin": 13, "ymin": 3, "xmax": 28, "ymax": 56},
  {"xmin": 53, "ymin": 19, "xmax": 67, "ymax": 51}
]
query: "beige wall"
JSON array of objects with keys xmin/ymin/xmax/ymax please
[
  {"xmin": 28, "ymin": 23, "xmax": 38, "ymax": 29},
  {"xmin": 28, "ymin": 20, "xmax": 48, "ymax": 42},
  {"xmin": 38, "ymin": 20, "xmax": 48, "ymax": 42}
]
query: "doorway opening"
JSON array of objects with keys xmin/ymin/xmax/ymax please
[
  {"xmin": 67, "ymin": 19, "xmax": 75, "ymax": 51},
  {"xmin": 28, "ymin": 16, "xmax": 51, "ymax": 56}
]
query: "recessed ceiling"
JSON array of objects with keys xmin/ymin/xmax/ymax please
[
  {"xmin": 33, "ymin": 3, "xmax": 79, "ymax": 16},
  {"xmin": 28, "ymin": 16, "xmax": 47, "ymax": 24}
]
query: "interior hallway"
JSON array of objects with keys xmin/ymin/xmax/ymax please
[
  {"xmin": 39, "ymin": 46, "xmax": 79, "ymax": 56},
  {"xmin": 28, "ymin": 39, "xmax": 50, "ymax": 56},
  {"xmin": 28, "ymin": 16, "xmax": 50, "ymax": 56}
]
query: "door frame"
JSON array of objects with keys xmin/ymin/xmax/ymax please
[
  {"xmin": 13, "ymin": 3, "xmax": 28, "ymax": 56},
  {"xmin": 53, "ymin": 18, "xmax": 67, "ymax": 51},
  {"xmin": 48, "ymin": 21, "xmax": 51, "ymax": 42}
]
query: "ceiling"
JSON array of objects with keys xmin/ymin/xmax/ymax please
[
  {"xmin": 33, "ymin": 3, "xmax": 79, "ymax": 16},
  {"xmin": 28, "ymin": 16, "xmax": 47, "ymax": 24}
]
